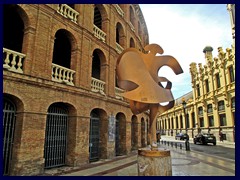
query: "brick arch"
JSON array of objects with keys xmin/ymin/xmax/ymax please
[
  {"xmin": 130, "ymin": 37, "xmax": 135, "ymax": 48},
  {"xmin": 10, "ymin": 4, "xmax": 30, "ymax": 30},
  {"xmin": 45, "ymin": 102, "xmax": 77, "ymax": 167},
  {"xmin": 129, "ymin": 5, "xmax": 135, "ymax": 26},
  {"xmin": 91, "ymin": 48, "xmax": 107, "ymax": 82},
  {"xmin": 94, "ymin": 4, "xmax": 109, "ymax": 33},
  {"xmin": 51, "ymin": 22, "xmax": 79, "ymax": 51},
  {"xmin": 89, "ymin": 108, "xmax": 108, "ymax": 160},
  {"xmin": 3, "ymin": 93, "xmax": 25, "ymax": 175},
  {"xmin": 116, "ymin": 22, "xmax": 126, "ymax": 49},
  {"xmin": 50, "ymin": 28, "xmax": 79, "ymax": 84},
  {"xmin": 3, "ymin": 93, "xmax": 24, "ymax": 112}
]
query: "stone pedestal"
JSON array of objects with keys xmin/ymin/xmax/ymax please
[{"xmin": 137, "ymin": 147, "xmax": 172, "ymax": 176}]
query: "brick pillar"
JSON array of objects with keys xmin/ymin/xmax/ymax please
[{"xmin": 11, "ymin": 112, "xmax": 46, "ymax": 175}]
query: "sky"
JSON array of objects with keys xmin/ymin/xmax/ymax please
[{"xmin": 139, "ymin": 4, "xmax": 233, "ymax": 100}]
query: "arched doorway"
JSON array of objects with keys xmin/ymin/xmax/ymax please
[
  {"xmin": 89, "ymin": 109, "xmax": 100, "ymax": 162},
  {"xmin": 3, "ymin": 97, "xmax": 17, "ymax": 175},
  {"xmin": 44, "ymin": 103, "xmax": 69, "ymax": 168},
  {"xmin": 89, "ymin": 108, "xmax": 108, "ymax": 162}
]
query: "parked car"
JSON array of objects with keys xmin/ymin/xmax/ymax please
[
  {"xmin": 193, "ymin": 133, "xmax": 216, "ymax": 145},
  {"xmin": 175, "ymin": 133, "xmax": 188, "ymax": 140}
]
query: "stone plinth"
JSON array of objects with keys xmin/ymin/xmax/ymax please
[{"xmin": 137, "ymin": 147, "xmax": 172, "ymax": 176}]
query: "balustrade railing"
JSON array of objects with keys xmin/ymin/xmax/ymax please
[
  {"xmin": 57, "ymin": 4, "xmax": 79, "ymax": 23},
  {"xmin": 129, "ymin": 22, "xmax": 135, "ymax": 32},
  {"xmin": 3, "ymin": 48, "xmax": 26, "ymax": 74},
  {"xmin": 91, "ymin": 77, "xmax": 105, "ymax": 94},
  {"xmin": 137, "ymin": 35, "xmax": 142, "ymax": 42},
  {"xmin": 116, "ymin": 43, "xmax": 124, "ymax": 54},
  {"xmin": 114, "ymin": 4, "xmax": 124, "ymax": 17},
  {"xmin": 115, "ymin": 87, "xmax": 125, "ymax": 100},
  {"xmin": 93, "ymin": 25, "xmax": 106, "ymax": 42},
  {"xmin": 52, "ymin": 63, "xmax": 75, "ymax": 86}
]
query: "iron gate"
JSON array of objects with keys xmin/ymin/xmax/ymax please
[
  {"xmin": 44, "ymin": 105, "xmax": 68, "ymax": 168},
  {"xmin": 3, "ymin": 98, "xmax": 16, "ymax": 175},
  {"xmin": 115, "ymin": 118, "xmax": 120, "ymax": 155},
  {"xmin": 89, "ymin": 113, "xmax": 100, "ymax": 162}
]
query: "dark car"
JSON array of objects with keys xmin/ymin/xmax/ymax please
[
  {"xmin": 175, "ymin": 133, "xmax": 188, "ymax": 140},
  {"xmin": 193, "ymin": 133, "xmax": 216, "ymax": 145}
]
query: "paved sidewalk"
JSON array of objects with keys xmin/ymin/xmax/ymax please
[{"xmin": 41, "ymin": 136, "xmax": 235, "ymax": 176}]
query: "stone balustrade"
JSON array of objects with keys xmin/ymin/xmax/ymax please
[
  {"xmin": 57, "ymin": 4, "xmax": 79, "ymax": 23},
  {"xmin": 3, "ymin": 48, "xmax": 26, "ymax": 74},
  {"xmin": 129, "ymin": 22, "xmax": 135, "ymax": 32},
  {"xmin": 137, "ymin": 35, "xmax": 142, "ymax": 42},
  {"xmin": 115, "ymin": 87, "xmax": 125, "ymax": 100},
  {"xmin": 91, "ymin": 77, "xmax": 105, "ymax": 95},
  {"xmin": 52, "ymin": 63, "xmax": 75, "ymax": 86},
  {"xmin": 116, "ymin": 43, "xmax": 124, "ymax": 54},
  {"xmin": 93, "ymin": 25, "xmax": 106, "ymax": 42},
  {"xmin": 114, "ymin": 4, "xmax": 124, "ymax": 17}
]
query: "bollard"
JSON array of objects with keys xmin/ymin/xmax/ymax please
[
  {"xmin": 185, "ymin": 139, "xmax": 190, "ymax": 151},
  {"xmin": 175, "ymin": 142, "xmax": 177, "ymax": 148},
  {"xmin": 180, "ymin": 144, "xmax": 182, "ymax": 149},
  {"xmin": 171, "ymin": 142, "xmax": 173, "ymax": 147}
]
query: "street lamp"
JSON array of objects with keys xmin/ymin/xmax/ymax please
[{"xmin": 182, "ymin": 98, "xmax": 190, "ymax": 151}]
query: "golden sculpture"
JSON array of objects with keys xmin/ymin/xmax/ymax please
[{"xmin": 116, "ymin": 44, "xmax": 183, "ymax": 144}]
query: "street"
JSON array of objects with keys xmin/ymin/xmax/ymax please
[{"xmin": 190, "ymin": 142, "xmax": 235, "ymax": 160}]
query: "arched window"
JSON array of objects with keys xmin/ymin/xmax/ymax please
[
  {"xmin": 94, "ymin": 6, "xmax": 102, "ymax": 29},
  {"xmin": 129, "ymin": 6, "xmax": 134, "ymax": 25},
  {"xmin": 3, "ymin": 5, "xmax": 24, "ymax": 52},
  {"xmin": 52, "ymin": 29, "xmax": 71, "ymax": 68},
  {"xmin": 92, "ymin": 50, "xmax": 101, "ymax": 80},
  {"xmin": 138, "ymin": 21, "xmax": 142, "ymax": 39},
  {"xmin": 130, "ymin": 37, "xmax": 135, "ymax": 48}
]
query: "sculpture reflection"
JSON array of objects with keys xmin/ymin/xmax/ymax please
[{"xmin": 116, "ymin": 44, "xmax": 183, "ymax": 144}]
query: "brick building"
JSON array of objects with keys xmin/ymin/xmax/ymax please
[{"xmin": 3, "ymin": 4, "xmax": 150, "ymax": 175}]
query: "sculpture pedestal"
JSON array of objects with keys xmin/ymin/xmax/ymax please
[{"xmin": 137, "ymin": 147, "xmax": 172, "ymax": 176}]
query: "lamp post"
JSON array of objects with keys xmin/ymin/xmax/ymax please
[{"xmin": 182, "ymin": 98, "xmax": 190, "ymax": 151}]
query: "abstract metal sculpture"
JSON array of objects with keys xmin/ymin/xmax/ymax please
[{"xmin": 116, "ymin": 44, "xmax": 183, "ymax": 144}]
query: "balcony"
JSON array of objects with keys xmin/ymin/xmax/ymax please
[
  {"xmin": 116, "ymin": 43, "xmax": 124, "ymax": 54},
  {"xmin": 3, "ymin": 48, "xmax": 26, "ymax": 74},
  {"xmin": 93, "ymin": 25, "xmax": 106, "ymax": 42},
  {"xmin": 52, "ymin": 63, "xmax": 75, "ymax": 86},
  {"xmin": 137, "ymin": 35, "xmax": 142, "ymax": 42},
  {"xmin": 57, "ymin": 4, "xmax": 79, "ymax": 24},
  {"xmin": 115, "ymin": 87, "xmax": 125, "ymax": 100},
  {"xmin": 91, "ymin": 77, "xmax": 105, "ymax": 95},
  {"xmin": 129, "ymin": 22, "xmax": 135, "ymax": 32},
  {"xmin": 114, "ymin": 4, "xmax": 124, "ymax": 17}
]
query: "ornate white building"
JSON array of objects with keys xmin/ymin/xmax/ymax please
[{"xmin": 157, "ymin": 4, "xmax": 235, "ymax": 142}]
